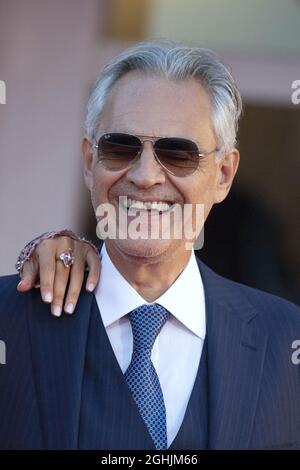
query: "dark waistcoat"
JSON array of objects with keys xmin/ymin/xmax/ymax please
[{"xmin": 78, "ymin": 300, "xmax": 208, "ymax": 450}]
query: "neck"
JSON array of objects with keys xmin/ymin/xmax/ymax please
[{"xmin": 105, "ymin": 241, "xmax": 192, "ymax": 302}]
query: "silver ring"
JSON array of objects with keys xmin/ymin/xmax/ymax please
[{"xmin": 57, "ymin": 248, "xmax": 75, "ymax": 268}]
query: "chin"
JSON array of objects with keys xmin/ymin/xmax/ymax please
[{"xmin": 111, "ymin": 238, "xmax": 183, "ymax": 264}]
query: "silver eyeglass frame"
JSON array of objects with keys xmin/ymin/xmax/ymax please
[{"xmin": 92, "ymin": 132, "xmax": 219, "ymax": 177}]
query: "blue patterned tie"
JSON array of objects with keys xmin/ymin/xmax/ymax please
[{"xmin": 125, "ymin": 303, "xmax": 170, "ymax": 450}]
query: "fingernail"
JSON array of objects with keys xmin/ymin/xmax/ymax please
[
  {"xmin": 43, "ymin": 292, "xmax": 53, "ymax": 303},
  {"xmin": 87, "ymin": 283, "xmax": 95, "ymax": 292},
  {"xmin": 65, "ymin": 303, "xmax": 74, "ymax": 314},
  {"xmin": 52, "ymin": 305, "xmax": 61, "ymax": 317}
]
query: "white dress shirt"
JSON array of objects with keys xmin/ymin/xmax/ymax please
[{"xmin": 94, "ymin": 243, "xmax": 206, "ymax": 447}]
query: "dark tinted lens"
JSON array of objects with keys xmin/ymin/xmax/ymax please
[
  {"xmin": 98, "ymin": 133, "xmax": 141, "ymax": 170},
  {"xmin": 155, "ymin": 138, "xmax": 200, "ymax": 176}
]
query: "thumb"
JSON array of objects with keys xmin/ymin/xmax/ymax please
[{"xmin": 17, "ymin": 259, "xmax": 38, "ymax": 292}]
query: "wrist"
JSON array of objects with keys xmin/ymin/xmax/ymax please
[{"xmin": 15, "ymin": 229, "xmax": 99, "ymax": 273}]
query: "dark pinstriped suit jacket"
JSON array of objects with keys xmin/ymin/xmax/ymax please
[{"xmin": 0, "ymin": 257, "xmax": 300, "ymax": 449}]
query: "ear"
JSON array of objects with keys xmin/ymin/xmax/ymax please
[
  {"xmin": 82, "ymin": 136, "xmax": 95, "ymax": 190},
  {"xmin": 213, "ymin": 148, "xmax": 240, "ymax": 204}
]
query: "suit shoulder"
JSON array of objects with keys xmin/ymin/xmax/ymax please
[
  {"xmin": 238, "ymin": 280, "xmax": 300, "ymax": 324},
  {"xmin": 0, "ymin": 273, "xmax": 23, "ymax": 299},
  {"xmin": 0, "ymin": 274, "xmax": 28, "ymax": 322},
  {"xmin": 197, "ymin": 258, "xmax": 300, "ymax": 327},
  {"xmin": 0, "ymin": 273, "xmax": 20, "ymax": 289}
]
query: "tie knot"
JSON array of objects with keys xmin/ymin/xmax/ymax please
[{"xmin": 128, "ymin": 303, "xmax": 170, "ymax": 351}]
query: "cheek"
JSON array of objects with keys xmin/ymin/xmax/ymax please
[
  {"xmin": 183, "ymin": 171, "xmax": 218, "ymax": 218},
  {"xmin": 178, "ymin": 172, "xmax": 215, "ymax": 203},
  {"xmin": 91, "ymin": 166, "xmax": 125, "ymax": 205}
]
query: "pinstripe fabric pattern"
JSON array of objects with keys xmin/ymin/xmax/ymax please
[
  {"xmin": 0, "ymin": 277, "xmax": 42, "ymax": 449},
  {"xmin": 1, "ymin": 256, "xmax": 300, "ymax": 449}
]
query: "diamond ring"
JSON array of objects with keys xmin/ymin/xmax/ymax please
[{"xmin": 57, "ymin": 248, "xmax": 75, "ymax": 268}]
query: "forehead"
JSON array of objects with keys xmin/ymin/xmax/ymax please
[{"xmin": 98, "ymin": 71, "xmax": 214, "ymax": 140}]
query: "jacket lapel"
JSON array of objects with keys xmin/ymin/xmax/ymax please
[
  {"xmin": 197, "ymin": 259, "xmax": 268, "ymax": 449},
  {"xmin": 27, "ymin": 285, "xmax": 93, "ymax": 449}
]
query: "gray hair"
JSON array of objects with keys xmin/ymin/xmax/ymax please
[{"xmin": 85, "ymin": 40, "xmax": 242, "ymax": 153}]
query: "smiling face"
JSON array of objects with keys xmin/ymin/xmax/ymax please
[{"xmin": 82, "ymin": 71, "xmax": 239, "ymax": 266}]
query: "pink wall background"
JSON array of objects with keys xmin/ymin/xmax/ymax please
[
  {"xmin": 1, "ymin": 0, "xmax": 299, "ymax": 275},
  {"xmin": 0, "ymin": 0, "xmax": 122, "ymax": 274}
]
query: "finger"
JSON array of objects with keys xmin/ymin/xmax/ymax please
[
  {"xmin": 37, "ymin": 240, "xmax": 57, "ymax": 303},
  {"xmin": 63, "ymin": 259, "xmax": 85, "ymax": 314},
  {"xmin": 17, "ymin": 258, "xmax": 38, "ymax": 292},
  {"xmin": 85, "ymin": 249, "xmax": 101, "ymax": 292},
  {"xmin": 51, "ymin": 260, "xmax": 71, "ymax": 317}
]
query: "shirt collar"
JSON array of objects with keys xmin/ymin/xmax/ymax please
[{"xmin": 94, "ymin": 243, "xmax": 206, "ymax": 339}]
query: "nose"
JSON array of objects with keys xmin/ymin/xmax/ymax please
[{"xmin": 126, "ymin": 141, "xmax": 166, "ymax": 189}]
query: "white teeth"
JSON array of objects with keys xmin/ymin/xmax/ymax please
[{"xmin": 121, "ymin": 197, "xmax": 172, "ymax": 213}]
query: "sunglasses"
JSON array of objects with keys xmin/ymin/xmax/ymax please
[{"xmin": 93, "ymin": 132, "xmax": 218, "ymax": 177}]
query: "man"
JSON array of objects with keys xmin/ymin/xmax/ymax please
[{"xmin": 1, "ymin": 40, "xmax": 300, "ymax": 450}]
